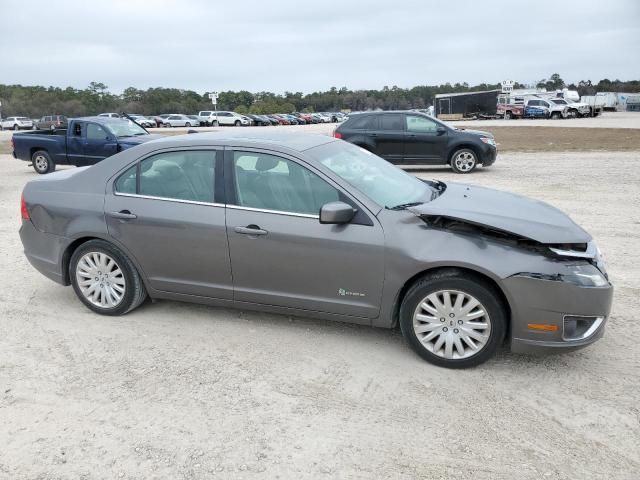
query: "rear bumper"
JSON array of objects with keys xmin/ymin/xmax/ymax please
[
  {"xmin": 19, "ymin": 220, "xmax": 68, "ymax": 285},
  {"xmin": 503, "ymin": 274, "xmax": 613, "ymax": 354}
]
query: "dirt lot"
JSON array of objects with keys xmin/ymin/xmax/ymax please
[{"xmin": 0, "ymin": 148, "xmax": 638, "ymax": 479}]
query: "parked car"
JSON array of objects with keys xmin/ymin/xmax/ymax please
[
  {"xmin": 12, "ymin": 117, "xmax": 160, "ymax": 174},
  {"xmin": 313, "ymin": 113, "xmax": 332, "ymax": 123},
  {"xmin": 128, "ymin": 114, "xmax": 155, "ymax": 128},
  {"xmin": 187, "ymin": 115, "xmax": 201, "ymax": 126},
  {"xmin": 212, "ymin": 111, "xmax": 250, "ymax": 126},
  {"xmin": 524, "ymin": 98, "xmax": 567, "ymax": 119},
  {"xmin": 271, "ymin": 115, "xmax": 290, "ymax": 125},
  {"xmin": 162, "ymin": 114, "xmax": 195, "ymax": 128},
  {"xmin": 197, "ymin": 111, "xmax": 219, "ymax": 126},
  {"xmin": 265, "ymin": 115, "xmax": 280, "ymax": 126},
  {"xmin": 333, "ymin": 110, "xmax": 496, "ymax": 173},
  {"xmin": 36, "ymin": 115, "xmax": 68, "ymax": 130},
  {"xmin": 1, "ymin": 116, "xmax": 34, "ymax": 130},
  {"xmin": 548, "ymin": 98, "xmax": 590, "ymax": 118},
  {"xmin": 153, "ymin": 114, "xmax": 173, "ymax": 127},
  {"xmin": 497, "ymin": 96, "xmax": 525, "ymax": 119},
  {"xmin": 98, "ymin": 113, "xmax": 120, "ymax": 118},
  {"xmin": 18, "ymin": 131, "xmax": 612, "ymax": 368},
  {"xmin": 247, "ymin": 114, "xmax": 271, "ymax": 126}
]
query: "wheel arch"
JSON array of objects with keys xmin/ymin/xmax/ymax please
[
  {"xmin": 61, "ymin": 235, "xmax": 150, "ymax": 292},
  {"xmin": 447, "ymin": 143, "xmax": 482, "ymax": 165},
  {"xmin": 391, "ymin": 266, "xmax": 512, "ymax": 339}
]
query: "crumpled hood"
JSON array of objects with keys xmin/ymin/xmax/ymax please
[
  {"xmin": 409, "ymin": 182, "xmax": 591, "ymax": 244},
  {"xmin": 119, "ymin": 134, "xmax": 163, "ymax": 148}
]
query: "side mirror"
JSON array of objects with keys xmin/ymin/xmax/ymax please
[
  {"xmin": 436, "ymin": 126, "xmax": 447, "ymax": 135},
  {"xmin": 319, "ymin": 201, "xmax": 355, "ymax": 225}
]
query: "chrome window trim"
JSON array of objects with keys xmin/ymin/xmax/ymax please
[
  {"xmin": 114, "ymin": 192, "xmax": 224, "ymax": 208},
  {"xmin": 227, "ymin": 204, "xmax": 319, "ymax": 219}
]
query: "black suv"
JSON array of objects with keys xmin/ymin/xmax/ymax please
[{"xmin": 334, "ymin": 111, "xmax": 497, "ymax": 173}]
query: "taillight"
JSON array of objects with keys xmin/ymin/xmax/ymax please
[
  {"xmin": 333, "ymin": 131, "xmax": 343, "ymax": 139},
  {"xmin": 20, "ymin": 193, "xmax": 30, "ymax": 220}
]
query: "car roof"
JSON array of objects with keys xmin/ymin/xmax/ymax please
[
  {"xmin": 70, "ymin": 116, "xmax": 133, "ymax": 125},
  {"xmin": 147, "ymin": 131, "xmax": 338, "ymax": 152}
]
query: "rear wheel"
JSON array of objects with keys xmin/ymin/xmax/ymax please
[
  {"xmin": 70, "ymin": 240, "xmax": 147, "ymax": 316},
  {"xmin": 32, "ymin": 150, "xmax": 55, "ymax": 174},
  {"xmin": 504, "ymin": 111, "xmax": 512, "ymax": 120},
  {"xmin": 450, "ymin": 148, "xmax": 477, "ymax": 174},
  {"xmin": 399, "ymin": 270, "xmax": 506, "ymax": 368}
]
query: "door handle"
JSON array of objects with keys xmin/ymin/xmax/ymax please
[
  {"xmin": 109, "ymin": 210, "xmax": 137, "ymax": 220},
  {"xmin": 407, "ymin": 134, "xmax": 417, "ymax": 137},
  {"xmin": 234, "ymin": 225, "xmax": 268, "ymax": 236},
  {"xmin": 370, "ymin": 133, "xmax": 378, "ymax": 137}
]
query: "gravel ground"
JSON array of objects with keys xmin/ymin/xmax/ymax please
[{"xmin": 0, "ymin": 151, "xmax": 639, "ymax": 479}]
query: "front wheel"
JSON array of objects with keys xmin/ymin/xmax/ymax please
[
  {"xmin": 32, "ymin": 150, "xmax": 56, "ymax": 174},
  {"xmin": 399, "ymin": 270, "xmax": 506, "ymax": 368},
  {"xmin": 450, "ymin": 148, "xmax": 477, "ymax": 174},
  {"xmin": 234, "ymin": 120, "xmax": 241, "ymax": 127},
  {"xmin": 70, "ymin": 240, "xmax": 147, "ymax": 316},
  {"xmin": 504, "ymin": 111, "xmax": 512, "ymax": 120},
  {"xmin": 185, "ymin": 122, "xmax": 191, "ymax": 127},
  {"xmin": 14, "ymin": 124, "xmax": 20, "ymax": 131}
]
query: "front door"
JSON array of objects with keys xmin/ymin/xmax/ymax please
[
  {"xmin": 83, "ymin": 122, "xmax": 118, "ymax": 165},
  {"xmin": 225, "ymin": 149, "xmax": 385, "ymax": 319},
  {"xmin": 104, "ymin": 148, "xmax": 233, "ymax": 299},
  {"xmin": 403, "ymin": 114, "xmax": 449, "ymax": 163}
]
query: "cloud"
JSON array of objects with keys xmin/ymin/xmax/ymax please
[{"xmin": 0, "ymin": 0, "xmax": 638, "ymax": 93}]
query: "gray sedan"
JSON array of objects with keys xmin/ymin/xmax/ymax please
[{"xmin": 19, "ymin": 132, "xmax": 613, "ymax": 368}]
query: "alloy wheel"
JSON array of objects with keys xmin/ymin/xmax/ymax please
[
  {"xmin": 75, "ymin": 252, "xmax": 126, "ymax": 308},
  {"xmin": 34, "ymin": 155, "xmax": 49, "ymax": 173},
  {"xmin": 453, "ymin": 151, "xmax": 476, "ymax": 172},
  {"xmin": 412, "ymin": 289, "xmax": 491, "ymax": 360}
]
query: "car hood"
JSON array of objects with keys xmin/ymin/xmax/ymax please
[
  {"xmin": 409, "ymin": 182, "xmax": 591, "ymax": 244},
  {"xmin": 118, "ymin": 134, "xmax": 163, "ymax": 146}
]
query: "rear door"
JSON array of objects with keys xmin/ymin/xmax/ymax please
[
  {"xmin": 370, "ymin": 114, "xmax": 404, "ymax": 163},
  {"xmin": 104, "ymin": 148, "xmax": 232, "ymax": 299},
  {"xmin": 403, "ymin": 114, "xmax": 448, "ymax": 163}
]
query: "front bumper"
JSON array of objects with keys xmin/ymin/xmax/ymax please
[
  {"xmin": 480, "ymin": 145, "xmax": 497, "ymax": 166},
  {"xmin": 503, "ymin": 274, "xmax": 613, "ymax": 354}
]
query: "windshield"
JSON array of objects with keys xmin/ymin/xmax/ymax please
[
  {"xmin": 306, "ymin": 141, "xmax": 438, "ymax": 208},
  {"xmin": 106, "ymin": 120, "xmax": 148, "ymax": 137}
]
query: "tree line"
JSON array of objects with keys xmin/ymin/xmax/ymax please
[{"xmin": 1, "ymin": 75, "xmax": 639, "ymax": 118}]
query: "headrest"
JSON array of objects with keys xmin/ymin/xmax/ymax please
[
  {"xmin": 255, "ymin": 156, "xmax": 279, "ymax": 172},
  {"xmin": 154, "ymin": 162, "xmax": 183, "ymax": 180}
]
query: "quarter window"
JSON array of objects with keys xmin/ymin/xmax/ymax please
[
  {"xmin": 114, "ymin": 151, "xmax": 217, "ymax": 203},
  {"xmin": 233, "ymin": 151, "xmax": 339, "ymax": 215},
  {"xmin": 348, "ymin": 115, "xmax": 377, "ymax": 129}
]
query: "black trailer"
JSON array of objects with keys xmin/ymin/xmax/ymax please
[{"xmin": 434, "ymin": 89, "xmax": 501, "ymax": 119}]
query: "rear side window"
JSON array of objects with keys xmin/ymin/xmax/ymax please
[
  {"xmin": 380, "ymin": 114, "xmax": 404, "ymax": 131},
  {"xmin": 115, "ymin": 151, "xmax": 217, "ymax": 203},
  {"xmin": 347, "ymin": 115, "xmax": 377, "ymax": 130}
]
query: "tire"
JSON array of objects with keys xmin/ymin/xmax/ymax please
[
  {"xmin": 32, "ymin": 150, "xmax": 56, "ymax": 174},
  {"xmin": 70, "ymin": 239, "xmax": 147, "ymax": 316},
  {"xmin": 504, "ymin": 111, "xmax": 512, "ymax": 120},
  {"xmin": 234, "ymin": 120, "xmax": 241, "ymax": 127},
  {"xmin": 550, "ymin": 112, "xmax": 561, "ymax": 120},
  {"xmin": 450, "ymin": 148, "xmax": 477, "ymax": 174},
  {"xmin": 211, "ymin": 120, "xmax": 218, "ymax": 127},
  {"xmin": 399, "ymin": 269, "xmax": 507, "ymax": 368},
  {"xmin": 14, "ymin": 124, "xmax": 19, "ymax": 131}
]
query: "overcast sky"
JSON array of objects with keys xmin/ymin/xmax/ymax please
[{"xmin": 1, "ymin": 0, "xmax": 638, "ymax": 94}]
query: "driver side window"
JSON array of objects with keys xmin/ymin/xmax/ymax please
[
  {"xmin": 87, "ymin": 124, "xmax": 107, "ymax": 140},
  {"xmin": 232, "ymin": 151, "xmax": 339, "ymax": 215}
]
